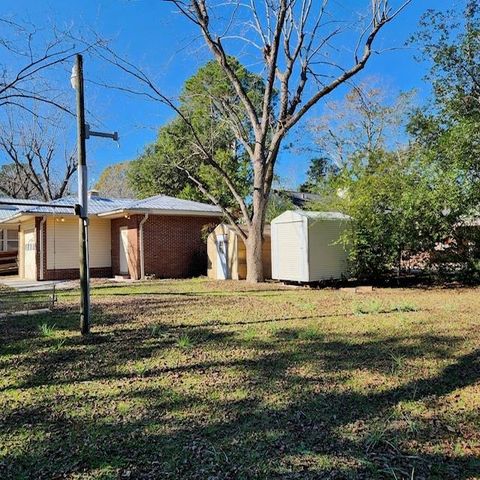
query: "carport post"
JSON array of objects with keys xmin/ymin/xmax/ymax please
[{"xmin": 72, "ymin": 54, "xmax": 90, "ymax": 335}]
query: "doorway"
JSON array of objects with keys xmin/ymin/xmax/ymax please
[
  {"xmin": 119, "ymin": 227, "xmax": 129, "ymax": 275},
  {"xmin": 24, "ymin": 229, "xmax": 36, "ymax": 280},
  {"xmin": 216, "ymin": 235, "xmax": 228, "ymax": 280}
]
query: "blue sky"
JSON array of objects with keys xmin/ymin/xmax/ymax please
[{"xmin": 1, "ymin": 0, "xmax": 455, "ymax": 188}]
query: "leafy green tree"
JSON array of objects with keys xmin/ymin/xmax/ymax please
[
  {"xmin": 411, "ymin": 1, "xmax": 480, "ymax": 120},
  {"xmin": 129, "ymin": 59, "xmax": 256, "ymax": 210},
  {"xmin": 299, "ymin": 157, "xmax": 338, "ymax": 193},
  {"xmin": 409, "ymin": 1, "xmax": 480, "ymax": 199},
  {"xmin": 329, "ymin": 151, "xmax": 467, "ymax": 278},
  {"xmin": 309, "ymin": 79, "xmax": 473, "ymax": 279}
]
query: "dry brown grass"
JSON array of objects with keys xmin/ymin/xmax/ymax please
[{"xmin": 0, "ymin": 279, "xmax": 479, "ymax": 479}]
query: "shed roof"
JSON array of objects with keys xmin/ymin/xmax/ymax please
[
  {"xmin": 272, "ymin": 210, "xmax": 351, "ymax": 223},
  {"xmin": 295, "ymin": 211, "xmax": 351, "ymax": 221}
]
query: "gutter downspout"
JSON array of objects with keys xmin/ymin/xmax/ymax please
[
  {"xmin": 139, "ymin": 213, "xmax": 149, "ymax": 280},
  {"xmin": 39, "ymin": 216, "xmax": 46, "ymax": 280}
]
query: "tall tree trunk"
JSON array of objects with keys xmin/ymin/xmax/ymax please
[
  {"xmin": 246, "ymin": 157, "xmax": 268, "ymax": 283},
  {"xmin": 246, "ymin": 217, "xmax": 265, "ymax": 283}
]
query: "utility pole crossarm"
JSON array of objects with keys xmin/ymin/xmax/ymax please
[{"xmin": 85, "ymin": 124, "xmax": 119, "ymax": 141}]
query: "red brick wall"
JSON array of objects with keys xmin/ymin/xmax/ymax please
[
  {"xmin": 111, "ymin": 214, "xmax": 219, "ymax": 280},
  {"xmin": 143, "ymin": 215, "xmax": 215, "ymax": 278},
  {"xmin": 43, "ymin": 267, "xmax": 112, "ymax": 281}
]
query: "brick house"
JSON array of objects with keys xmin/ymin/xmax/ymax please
[{"xmin": 0, "ymin": 192, "xmax": 221, "ymax": 281}]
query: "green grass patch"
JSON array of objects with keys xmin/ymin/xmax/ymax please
[
  {"xmin": 176, "ymin": 333, "xmax": 193, "ymax": 349},
  {"xmin": 38, "ymin": 322, "xmax": 56, "ymax": 337},
  {"xmin": 353, "ymin": 299, "xmax": 383, "ymax": 315},
  {"xmin": 0, "ymin": 279, "xmax": 478, "ymax": 479}
]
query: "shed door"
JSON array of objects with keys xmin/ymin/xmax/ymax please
[
  {"xmin": 216, "ymin": 235, "xmax": 228, "ymax": 280},
  {"xmin": 119, "ymin": 227, "xmax": 129, "ymax": 275},
  {"xmin": 24, "ymin": 229, "xmax": 37, "ymax": 279}
]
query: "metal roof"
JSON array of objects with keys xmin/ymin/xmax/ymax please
[
  {"xmin": 0, "ymin": 194, "xmax": 222, "ymax": 223},
  {"xmin": 23, "ymin": 196, "xmax": 133, "ymax": 215},
  {"xmin": 0, "ymin": 197, "xmax": 52, "ymax": 220},
  {"xmin": 0, "ymin": 207, "xmax": 18, "ymax": 220},
  {"xmin": 127, "ymin": 195, "xmax": 222, "ymax": 213},
  {"xmin": 272, "ymin": 189, "xmax": 323, "ymax": 208},
  {"xmin": 0, "ymin": 197, "xmax": 51, "ymax": 205}
]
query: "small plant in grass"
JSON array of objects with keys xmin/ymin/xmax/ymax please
[
  {"xmin": 365, "ymin": 422, "xmax": 389, "ymax": 452},
  {"xmin": 353, "ymin": 299, "xmax": 383, "ymax": 315},
  {"xmin": 368, "ymin": 299, "xmax": 383, "ymax": 313},
  {"xmin": 117, "ymin": 400, "xmax": 133, "ymax": 415},
  {"xmin": 49, "ymin": 339, "xmax": 66, "ymax": 351},
  {"xmin": 151, "ymin": 324, "xmax": 163, "ymax": 337},
  {"xmin": 389, "ymin": 352, "xmax": 406, "ymax": 374},
  {"xmin": 241, "ymin": 328, "xmax": 257, "ymax": 342},
  {"xmin": 176, "ymin": 334, "xmax": 192, "ymax": 349},
  {"xmin": 133, "ymin": 362, "xmax": 149, "ymax": 377},
  {"xmin": 298, "ymin": 325, "xmax": 321, "ymax": 340},
  {"xmin": 39, "ymin": 322, "xmax": 56, "ymax": 337},
  {"xmin": 392, "ymin": 301, "xmax": 418, "ymax": 313}
]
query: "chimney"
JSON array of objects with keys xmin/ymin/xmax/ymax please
[{"xmin": 88, "ymin": 189, "xmax": 99, "ymax": 198}]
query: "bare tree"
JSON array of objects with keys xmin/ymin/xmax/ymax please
[
  {"xmin": 96, "ymin": 0, "xmax": 412, "ymax": 282},
  {"xmin": 310, "ymin": 78, "xmax": 414, "ymax": 169},
  {"xmin": 0, "ymin": 113, "xmax": 76, "ymax": 200},
  {"xmin": 0, "ymin": 18, "xmax": 107, "ymax": 200},
  {"xmin": 0, "ymin": 162, "xmax": 37, "ymax": 198},
  {"xmin": 0, "ymin": 18, "xmax": 101, "ymax": 117},
  {"xmin": 94, "ymin": 162, "xmax": 136, "ymax": 198}
]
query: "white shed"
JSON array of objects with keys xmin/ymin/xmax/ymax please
[{"xmin": 271, "ymin": 210, "xmax": 351, "ymax": 282}]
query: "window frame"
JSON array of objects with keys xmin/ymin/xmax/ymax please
[{"xmin": 0, "ymin": 228, "xmax": 19, "ymax": 252}]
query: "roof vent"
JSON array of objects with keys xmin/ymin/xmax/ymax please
[{"xmin": 88, "ymin": 189, "xmax": 100, "ymax": 198}]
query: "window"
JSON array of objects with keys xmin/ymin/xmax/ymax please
[
  {"xmin": 6, "ymin": 230, "xmax": 18, "ymax": 251},
  {"xmin": 0, "ymin": 229, "xmax": 18, "ymax": 252}
]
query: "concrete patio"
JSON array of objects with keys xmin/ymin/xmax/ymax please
[{"xmin": 0, "ymin": 275, "xmax": 77, "ymax": 292}]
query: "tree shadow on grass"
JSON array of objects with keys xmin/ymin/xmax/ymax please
[
  {"xmin": 1, "ymin": 346, "xmax": 478, "ymax": 479},
  {"xmin": 0, "ymin": 300, "xmax": 479, "ymax": 479}
]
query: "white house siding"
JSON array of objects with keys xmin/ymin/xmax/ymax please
[
  {"xmin": 307, "ymin": 219, "xmax": 349, "ymax": 281},
  {"xmin": 46, "ymin": 217, "xmax": 111, "ymax": 269},
  {"xmin": 271, "ymin": 212, "xmax": 308, "ymax": 281}
]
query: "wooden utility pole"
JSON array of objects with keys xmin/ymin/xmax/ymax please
[
  {"xmin": 71, "ymin": 54, "xmax": 118, "ymax": 335},
  {"xmin": 73, "ymin": 54, "xmax": 90, "ymax": 335}
]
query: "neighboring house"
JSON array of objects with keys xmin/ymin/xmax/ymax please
[
  {"xmin": 0, "ymin": 192, "xmax": 222, "ymax": 281},
  {"xmin": 272, "ymin": 189, "xmax": 323, "ymax": 208}
]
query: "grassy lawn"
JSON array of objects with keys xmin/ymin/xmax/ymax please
[{"xmin": 0, "ymin": 279, "xmax": 479, "ymax": 479}]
